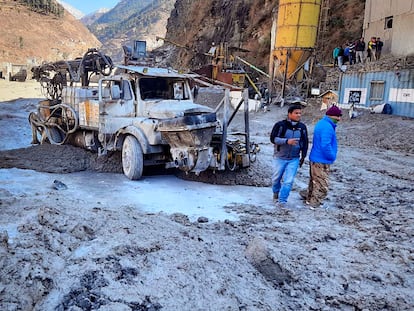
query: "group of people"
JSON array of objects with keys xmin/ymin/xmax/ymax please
[
  {"xmin": 366, "ymin": 37, "xmax": 383, "ymax": 62},
  {"xmin": 270, "ymin": 103, "xmax": 342, "ymax": 209},
  {"xmin": 333, "ymin": 37, "xmax": 384, "ymax": 67}
]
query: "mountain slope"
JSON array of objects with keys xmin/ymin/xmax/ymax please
[
  {"xmin": 87, "ymin": 0, "xmax": 175, "ymax": 62},
  {"xmin": 92, "ymin": 0, "xmax": 153, "ymax": 25},
  {"xmin": 55, "ymin": 0, "xmax": 84, "ymax": 19},
  {"xmin": 0, "ymin": 0, "xmax": 101, "ymax": 64},
  {"xmin": 164, "ymin": 0, "xmax": 365, "ymax": 72},
  {"xmin": 81, "ymin": 9, "xmax": 110, "ymax": 26}
]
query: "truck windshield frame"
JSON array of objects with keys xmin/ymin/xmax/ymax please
[{"xmin": 139, "ymin": 77, "xmax": 188, "ymax": 100}]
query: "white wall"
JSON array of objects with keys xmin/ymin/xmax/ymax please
[{"xmin": 363, "ymin": 0, "xmax": 414, "ymax": 56}]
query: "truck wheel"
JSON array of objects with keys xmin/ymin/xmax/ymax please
[{"xmin": 122, "ymin": 135, "xmax": 143, "ymax": 180}]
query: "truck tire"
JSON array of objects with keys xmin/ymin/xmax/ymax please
[{"xmin": 122, "ymin": 135, "xmax": 143, "ymax": 180}]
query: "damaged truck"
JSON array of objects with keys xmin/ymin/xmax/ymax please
[{"xmin": 29, "ymin": 43, "xmax": 258, "ymax": 180}]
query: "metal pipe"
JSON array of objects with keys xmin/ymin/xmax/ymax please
[
  {"xmin": 219, "ymin": 89, "xmax": 230, "ymax": 170},
  {"xmin": 243, "ymin": 89, "xmax": 250, "ymax": 159},
  {"xmin": 281, "ymin": 50, "xmax": 290, "ymax": 99},
  {"xmin": 228, "ymin": 98, "xmax": 244, "ymax": 126},
  {"xmin": 244, "ymin": 73, "xmax": 261, "ymax": 97},
  {"xmin": 235, "ymin": 56, "xmax": 270, "ymax": 78}
]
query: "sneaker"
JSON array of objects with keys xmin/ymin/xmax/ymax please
[
  {"xmin": 305, "ymin": 200, "xmax": 319, "ymax": 210},
  {"xmin": 273, "ymin": 193, "xmax": 278, "ymax": 202},
  {"xmin": 306, "ymin": 202, "xmax": 315, "ymax": 210},
  {"xmin": 275, "ymin": 201, "xmax": 288, "ymax": 209}
]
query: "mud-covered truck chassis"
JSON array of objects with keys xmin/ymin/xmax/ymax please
[{"xmin": 29, "ymin": 48, "xmax": 257, "ymax": 180}]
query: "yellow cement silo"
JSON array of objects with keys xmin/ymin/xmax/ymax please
[{"xmin": 273, "ymin": 0, "xmax": 321, "ymax": 79}]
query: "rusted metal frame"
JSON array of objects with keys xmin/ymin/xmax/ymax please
[
  {"xmin": 218, "ymin": 88, "xmax": 251, "ymax": 168},
  {"xmin": 219, "ymin": 89, "xmax": 230, "ymax": 170},
  {"xmin": 64, "ymin": 60, "xmax": 81, "ymax": 83},
  {"xmin": 228, "ymin": 97, "xmax": 244, "ymax": 126},
  {"xmin": 281, "ymin": 50, "xmax": 290, "ymax": 99},
  {"xmin": 214, "ymin": 97, "xmax": 225, "ymax": 113},
  {"xmin": 243, "ymin": 89, "xmax": 250, "ymax": 159},
  {"xmin": 193, "ymin": 77, "xmax": 216, "ymax": 87},
  {"xmin": 306, "ymin": 56, "xmax": 315, "ymax": 96},
  {"xmin": 245, "ymin": 73, "xmax": 261, "ymax": 98},
  {"xmin": 235, "ymin": 56, "xmax": 270, "ymax": 78},
  {"xmin": 288, "ymin": 50, "xmax": 313, "ymax": 80}
]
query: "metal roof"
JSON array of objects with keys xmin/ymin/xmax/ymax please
[{"xmin": 319, "ymin": 90, "xmax": 339, "ymax": 97}]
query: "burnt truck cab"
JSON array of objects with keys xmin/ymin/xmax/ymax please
[{"xmin": 60, "ymin": 65, "xmax": 218, "ymax": 179}]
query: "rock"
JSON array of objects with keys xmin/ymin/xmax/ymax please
[
  {"xmin": 0, "ymin": 231, "xmax": 9, "ymax": 251},
  {"xmin": 197, "ymin": 216, "xmax": 209, "ymax": 223},
  {"xmin": 245, "ymin": 237, "xmax": 292, "ymax": 286},
  {"xmin": 53, "ymin": 179, "xmax": 67, "ymax": 190},
  {"xmin": 70, "ymin": 224, "xmax": 95, "ymax": 241}
]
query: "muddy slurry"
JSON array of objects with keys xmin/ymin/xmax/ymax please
[
  {"xmin": 1, "ymin": 94, "xmax": 414, "ymax": 310},
  {"xmin": 0, "ymin": 144, "xmax": 123, "ymax": 174}
]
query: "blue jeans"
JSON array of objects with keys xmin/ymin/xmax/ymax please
[{"xmin": 272, "ymin": 157, "xmax": 300, "ymax": 203}]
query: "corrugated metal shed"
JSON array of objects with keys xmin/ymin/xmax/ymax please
[{"xmin": 338, "ymin": 69, "xmax": 414, "ymax": 118}]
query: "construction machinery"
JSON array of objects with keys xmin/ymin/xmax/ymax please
[
  {"xmin": 3, "ymin": 64, "xmax": 28, "ymax": 82},
  {"xmin": 28, "ymin": 43, "xmax": 258, "ymax": 180},
  {"xmin": 156, "ymin": 37, "xmax": 252, "ymax": 89},
  {"xmin": 269, "ymin": 0, "xmax": 322, "ymax": 100}
]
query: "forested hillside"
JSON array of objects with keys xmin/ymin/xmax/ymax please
[{"xmin": 18, "ymin": 0, "xmax": 64, "ymax": 16}]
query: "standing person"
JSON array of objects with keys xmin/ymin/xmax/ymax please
[
  {"xmin": 343, "ymin": 44, "xmax": 350, "ymax": 64},
  {"xmin": 270, "ymin": 103, "xmax": 309, "ymax": 207},
  {"xmin": 337, "ymin": 45, "xmax": 345, "ymax": 68},
  {"xmin": 332, "ymin": 46, "xmax": 340, "ymax": 67},
  {"xmin": 355, "ymin": 37, "xmax": 365, "ymax": 63},
  {"xmin": 376, "ymin": 37, "xmax": 384, "ymax": 60},
  {"xmin": 367, "ymin": 37, "xmax": 376, "ymax": 62},
  {"xmin": 366, "ymin": 46, "xmax": 372, "ymax": 62},
  {"xmin": 302, "ymin": 105, "xmax": 342, "ymax": 208},
  {"xmin": 259, "ymin": 85, "xmax": 270, "ymax": 111},
  {"xmin": 348, "ymin": 41, "xmax": 356, "ymax": 65}
]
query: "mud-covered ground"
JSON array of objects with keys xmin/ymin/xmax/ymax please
[{"xmin": 0, "ymin": 88, "xmax": 413, "ymax": 310}]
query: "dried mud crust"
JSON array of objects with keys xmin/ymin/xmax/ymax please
[{"xmin": 1, "ymin": 187, "xmax": 413, "ymax": 310}]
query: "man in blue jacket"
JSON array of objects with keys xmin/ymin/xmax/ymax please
[
  {"xmin": 303, "ymin": 105, "xmax": 342, "ymax": 208},
  {"xmin": 270, "ymin": 103, "xmax": 308, "ymax": 207}
]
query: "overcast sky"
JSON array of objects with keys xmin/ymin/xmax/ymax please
[{"xmin": 62, "ymin": 0, "xmax": 120, "ymax": 15}]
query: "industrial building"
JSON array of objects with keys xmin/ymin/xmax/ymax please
[
  {"xmin": 336, "ymin": 0, "xmax": 414, "ymax": 118},
  {"xmin": 363, "ymin": 0, "xmax": 414, "ymax": 56}
]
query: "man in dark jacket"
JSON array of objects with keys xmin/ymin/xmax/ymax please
[
  {"xmin": 355, "ymin": 37, "xmax": 365, "ymax": 63},
  {"xmin": 270, "ymin": 103, "xmax": 308, "ymax": 207},
  {"xmin": 375, "ymin": 37, "xmax": 384, "ymax": 60}
]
